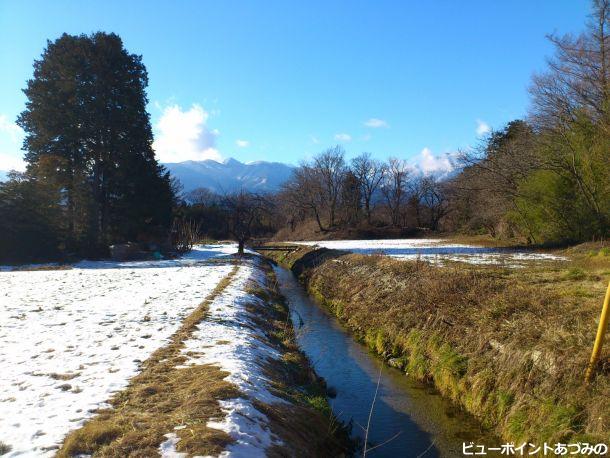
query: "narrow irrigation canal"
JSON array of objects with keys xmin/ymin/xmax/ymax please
[{"xmin": 273, "ymin": 265, "xmax": 498, "ymax": 457}]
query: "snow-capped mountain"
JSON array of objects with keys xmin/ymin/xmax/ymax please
[{"xmin": 163, "ymin": 157, "xmax": 294, "ymax": 194}]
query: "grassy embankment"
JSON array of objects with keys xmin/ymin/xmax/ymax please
[
  {"xmin": 58, "ymin": 257, "xmax": 352, "ymax": 457},
  {"xmin": 262, "ymin": 243, "xmax": 610, "ymax": 446}
]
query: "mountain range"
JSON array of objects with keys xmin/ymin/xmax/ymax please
[
  {"xmin": 0, "ymin": 158, "xmax": 295, "ymax": 195},
  {"xmin": 163, "ymin": 158, "xmax": 294, "ymax": 195}
]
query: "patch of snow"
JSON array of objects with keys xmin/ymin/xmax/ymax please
[
  {"xmin": 75, "ymin": 244, "xmax": 237, "ymax": 269},
  {"xmin": 293, "ymin": 239, "xmax": 566, "ymax": 267},
  {"xmin": 0, "ymin": 244, "xmax": 237, "ymax": 272},
  {"xmin": 159, "ymin": 433, "xmax": 188, "ymax": 458},
  {"xmin": 294, "ymin": 238, "xmax": 447, "ymax": 249},
  {"xmin": 169, "ymin": 260, "xmax": 284, "ymax": 456},
  {"xmin": 0, "ymin": 245, "xmax": 236, "ymax": 457}
]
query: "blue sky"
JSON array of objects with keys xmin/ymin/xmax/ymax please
[{"xmin": 0, "ymin": 0, "xmax": 589, "ymax": 171}]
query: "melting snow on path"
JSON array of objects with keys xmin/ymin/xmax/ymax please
[
  {"xmin": 293, "ymin": 239, "xmax": 566, "ymax": 267},
  {"xmin": 160, "ymin": 260, "xmax": 285, "ymax": 458},
  {"xmin": 0, "ymin": 245, "xmax": 235, "ymax": 457}
]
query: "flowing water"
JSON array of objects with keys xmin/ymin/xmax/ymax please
[{"xmin": 273, "ymin": 265, "xmax": 499, "ymax": 457}]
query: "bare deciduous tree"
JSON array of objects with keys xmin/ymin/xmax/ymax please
[
  {"xmin": 340, "ymin": 170, "xmax": 362, "ymax": 225},
  {"xmin": 453, "ymin": 120, "xmax": 539, "ymax": 238},
  {"xmin": 313, "ymin": 145, "xmax": 347, "ymax": 228},
  {"xmin": 351, "ymin": 152, "xmax": 386, "ymax": 223},
  {"xmin": 281, "ymin": 146, "xmax": 348, "ymax": 232},
  {"xmin": 222, "ymin": 190, "xmax": 273, "ymax": 255},
  {"xmin": 172, "ymin": 218, "xmax": 201, "ymax": 253},
  {"xmin": 530, "ymin": 0, "xmax": 610, "ymax": 131},
  {"xmin": 420, "ymin": 175, "xmax": 451, "ymax": 231},
  {"xmin": 458, "ymin": 121, "xmax": 538, "ymax": 198},
  {"xmin": 381, "ymin": 158, "xmax": 410, "ymax": 227},
  {"xmin": 282, "ymin": 165, "xmax": 328, "ymax": 232}
]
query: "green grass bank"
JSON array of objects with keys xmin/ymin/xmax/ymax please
[{"xmin": 261, "ymin": 243, "xmax": 610, "ymax": 446}]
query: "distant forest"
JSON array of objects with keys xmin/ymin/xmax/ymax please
[{"xmin": 1, "ymin": 1, "xmax": 609, "ymax": 263}]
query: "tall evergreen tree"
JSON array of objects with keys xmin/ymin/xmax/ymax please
[{"xmin": 17, "ymin": 32, "xmax": 173, "ymax": 255}]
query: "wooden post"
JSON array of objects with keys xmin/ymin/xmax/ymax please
[{"xmin": 585, "ymin": 280, "xmax": 610, "ymax": 383}]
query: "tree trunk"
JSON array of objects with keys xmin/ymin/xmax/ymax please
[
  {"xmin": 313, "ymin": 208, "xmax": 327, "ymax": 232},
  {"xmin": 238, "ymin": 239, "xmax": 245, "ymax": 255}
]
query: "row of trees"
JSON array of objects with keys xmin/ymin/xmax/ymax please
[
  {"xmin": 270, "ymin": 0, "xmax": 609, "ymax": 244},
  {"xmin": 0, "ymin": 33, "xmax": 175, "ymax": 262},
  {"xmin": 278, "ymin": 146, "xmax": 449, "ymax": 234},
  {"xmin": 173, "ymin": 147, "xmax": 453, "ymax": 250}
]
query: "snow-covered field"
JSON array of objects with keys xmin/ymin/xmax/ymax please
[
  {"xmin": 0, "ymin": 245, "xmax": 236, "ymax": 457},
  {"xmin": 293, "ymin": 239, "xmax": 566, "ymax": 266}
]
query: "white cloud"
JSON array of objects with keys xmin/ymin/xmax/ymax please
[
  {"xmin": 152, "ymin": 104, "xmax": 221, "ymax": 163},
  {"xmin": 310, "ymin": 135, "xmax": 320, "ymax": 144},
  {"xmin": 362, "ymin": 133, "xmax": 372, "ymax": 141},
  {"xmin": 0, "ymin": 115, "xmax": 26, "ymax": 172},
  {"xmin": 0, "ymin": 153, "xmax": 26, "ymax": 172},
  {"xmin": 363, "ymin": 118, "xmax": 388, "ymax": 128},
  {"xmin": 412, "ymin": 147, "xmax": 454, "ymax": 176},
  {"xmin": 476, "ymin": 119, "xmax": 491, "ymax": 136},
  {"xmin": 0, "ymin": 115, "xmax": 23, "ymax": 141},
  {"xmin": 235, "ymin": 139, "xmax": 249, "ymax": 148},
  {"xmin": 334, "ymin": 133, "xmax": 352, "ymax": 142}
]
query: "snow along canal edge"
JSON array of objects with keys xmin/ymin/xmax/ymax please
[{"xmin": 55, "ymin": 256, "xmax": 351, "ymax": 457}]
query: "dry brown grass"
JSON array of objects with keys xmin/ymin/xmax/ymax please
[
  {"xmin": 57, "ymin": 264, "xmax": 241, "ymax": 457},
  {"xmin": 262, "ymin": 244, "xmax": 610, "ymax": 446},
  {"xmin": 11, "ymin": 264, "xmax": 73, "ymax": 271},
  {"xmin": 0, "ymin": 441, "xmax": 12, "ymax": 455}
]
